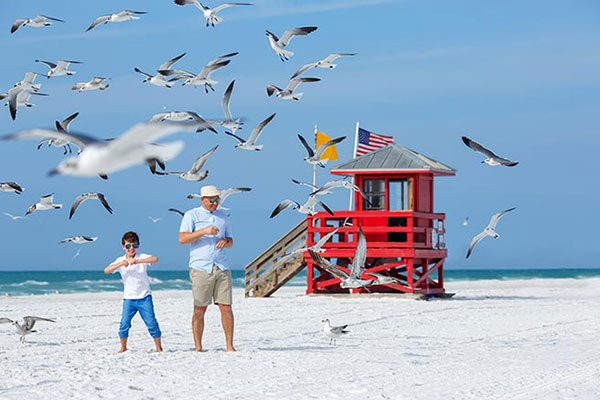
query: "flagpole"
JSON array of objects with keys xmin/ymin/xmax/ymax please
[
  {"xmin": 348, "ymin": 121, "xmax": 360, "ymax": 210},
  {"xmin": 313, "ymin": 125, "xmax": 318, "ymax": 188}
]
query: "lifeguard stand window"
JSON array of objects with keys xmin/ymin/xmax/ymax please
[
  {"xmin": 389, "ymin": 179, "xmax": 410, "ymax": 210},
  {"xmin": 363, "ymin": 179, "xmax": 385, "ymax": 210}
]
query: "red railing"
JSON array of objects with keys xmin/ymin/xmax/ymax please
[{"xmin": 306, "ymin": 210, "xmax": 446, "ymax": 253}]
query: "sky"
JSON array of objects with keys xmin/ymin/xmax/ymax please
[{"xmin": 0, "ymin": 0, "xmax": 599, "ymax": 270}]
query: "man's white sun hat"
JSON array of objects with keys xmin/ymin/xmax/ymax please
[{"xmin": 200, "ymin": 185, "xmax": 220, "ymax": 197}]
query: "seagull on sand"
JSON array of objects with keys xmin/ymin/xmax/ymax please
[
  {"xmin": 11, "ymin": 15, "xmax": 65, "ymax": 34},
  {"xmin": 37, "ymin": 112, "xmax": 80, "ymax": 155},
  {"xmin": 134, "ymin": 53, "xmax": 186, "ymax": 88},
  {"xmin": 35, "ymin": 60, "xmax": 82, "ymax": 78},
  {"xmin": 168, "ymin": 208, "xmax": 185, "ymax": 217},
  {"xmin": 26, "ymin": 194, "xmax": 62, "ymax": 215},
  {"xmin": 0, "ymin": 182, "xmax": 24, "ymax": 194},
  {"xmin": 148, "ymin": 217, "xmax": 162, "ymax": 223},
  {"xmin": 291, "ymin": 53, "xmax": 356, "ymax": 79},
  {"xmin": 267, "ymin": 77, "xmax": 320, "ymax": 101},
  {"xmin": 3, "ymin": 213, "xmax": 26, "ymax": 220},
  {"xmin": 160, "ymin": 52, "xmax": 237, "ymax": 93},
  {"xmin": 225, "ymin": 113, "xmax": 275, "ymax": 151},
  {"xmin": 266, "ymin": 26, "xmax": 318, "ymax": 61},
  {"xmin": 0, "ymin": 316, "xmax": 55, "ymax": 343},
  {"xmin": 173, "ymin": 1, "xmax": 252, "ymax": 27},
  {"xmin": 270, "ymin": 195, "xmax": 334, "ymax": 218},
  {"xmin": 71, "ymin": 77, "xmax": 110, "ymax": 92},
  {"xmin": 466, "ymin": 208, "xmax": 516, "ymax": 258},
  {"xmin": 187, "ymin": 187, "xmax": 251, "ymax": 210},
  {"xmin": 149, "ymin": 111, "xmax": 218, "ymax": 134},
  {"xmin": 321, "ymin": 319, "xmax": 349, "ymax": 346},
  {"xmin": 2, "ymin": 121, "xmax": 201, "ymax": 178},
  {"xmin": 297, "ymin": 134, "xmax": 345, "ymax": 167},
  {"xmin": 60, "ymin": 236, "xmax": 97, "ymax": 244},
  {"xmin": 219, "ymin": 80, "xmax": 243, "ymax": 135},
  {"xmin": 86, "ymin": 10, "xmax": 147, "ymax": 32},
  {"xmin": 155, "ymin": 145, "xmax": 218, "ymax": 181},
  {"xmin": 308, "ymin": 228, "xmax": 375, "ymax": 289},
  {"xmin": 14, "ymin": 72, "xmax": 43, "ymax": 92},
  {"xmin": 461, "ymin": 136, "xmax": 518, "ymax": 167},
  {"xmin": 69, "ymin": 193, "xmax": 113, "ymax": 219}
]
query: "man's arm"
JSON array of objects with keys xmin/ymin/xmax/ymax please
[{"xmin": 179, "ymin": 226, "xmax": 219, "ymax": 244}]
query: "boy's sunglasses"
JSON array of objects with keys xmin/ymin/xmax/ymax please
[
  {"xmin": 208, "ymin": 197, "xmax": 221, "ymax": 204},
  {"xmin": 124, "ymin": 244, "xmax": 139, "ymax": 249}
]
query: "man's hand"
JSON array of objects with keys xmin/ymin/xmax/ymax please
[
  {"xmin": 203, "ymin": 226, "xmax": 219, "ymax": 236},
  {"xmin": 216, "ymin": 238, "xmax": 229, "ymax": 249}
]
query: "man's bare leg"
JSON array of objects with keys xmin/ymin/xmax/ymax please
[
  {"xmin": 118, "ymin": 338, "xmax": 128, "ymax": 353},
  {"xmin": 217, "ymin": 303, "xmax": 235, "ymax": 351},
  {"xmin": 153, "ymin": 337, "xmax": 163, "ymax": 352},
  {"xmin": 192, "ymin": 305, "xmax": 207, "ymax": 351}
]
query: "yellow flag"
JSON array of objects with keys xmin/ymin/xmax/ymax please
[{"xmin": 315, "ymin": 131, "xmax": 339, "ymax": 161}]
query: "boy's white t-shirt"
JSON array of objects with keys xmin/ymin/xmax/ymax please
[{"xmin": 111, "ymin": 253, "xmax": 153, "ymax": 299}]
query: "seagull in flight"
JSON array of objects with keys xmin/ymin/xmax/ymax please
[
  {"xmin": 173, "ymin": 1, "xmax": 252, "ymax": 27},
  {"xmin": 35, "ymin": 60, "xmax": 82, "ymax": 78},
  {"xmin": 282, "ymin": 227, "xmax": 339, "ymax": 263},
  {"xmin": 291, "ymin": 179, "xmax": 325, "ymax": 194},
  {"xmin": 160, "ymin": 52, "xmax": 237, "ymax": 93},
  {"xmin": 134, "ymin": 53, "xmax": 186, "ymax": 88},
  {"xmin": 156, "ymin": 145, "xmax": 218, "ymax": 181},
  {"xmin": 37, "ymin": 112, "xmax": 80, "ymax": 155},
  {"xmin": 11, "ymin": 15, "xmax": 65, "ymax": 34},
  {"xmin": 270, "ymin": 195, "xmax": 334, "ymax": 218},
  {"xmin": 321, "ymin": 319, "xmax": 349, "ymax": 346},
  {"xmin": 187, "ymin": 187, "xmax": 251, "ymax": 210},
  {"xmin": 4, "ymin": 90, "xmax": 48, "ymax": 111},
  {"xmin": 463, "ymin": 217, "xmax": 469, "ymax": 226},
  {"xmin": 71, "ymin": 77, "xmax": 110, "ymax": 92},
  {"xmin": 218, "ymin": 80, "xmax": 243, "ymax": 135},
  {"xmin": 311, "ymin": 180, "xmax": 371, "ymax": 205},
  {"xmin": 0, "ymin": 182, "xmax": 24, "ymax": 195},
  {"xmin": 149, "ymin": 111, "xmax": 218, "ymax": 134},
  {"xmin": 225, "ymin": 113, "xmax": 275, "ymax": 151},
  {"xmin": 14, "ymin": 72, "xmax": 43, "ymax": 92},
  {"xmin": 3, "ymin": 213, "xmax": 26, "ymax": 220},
  {"xmin": 86, "ymin": 10, "xmax": 147, "ymax": 32},
  {"xmin": 466, "ymin": 208, "xmax": 516, "ymax": 258},
  {"xmin": 69, "ymin": 193, "xmax": 113, "ymax": 219},
  {"xmin": 0, "ymin": 316, "xmax": 55, "ymax": 343},
  {"xmin": 266, "ymin": 26, "xmax": 318, "ymax": 61},
  {"xmin": 3, "ymin": 121, "xmax": 201, "ymax": 178},
  {"xmin": 462, "ymin": 136, "xmax": 518, "ymax": 167},
  {"xmin": 148, "ymin": 217, "xmax": 162, "ymax": 223},
  {"xmin": 60, "ymin": 236, "xmax": 98, "ymax": 244},
  {"xmin": 26, "ymin": 194, "xmax": 62, "ymax": 215},
  {"xmin": 1, "ymin": 86, "xmax": 23, "ymax": 120},
  {"xmin": 308, "ymin": 228, "xmax": 374, "ymax": 289},
  {"xmin": 298, "ymin": 134, "xmax": 345, "ymax": 167},
  {"xmin": 267, "ymin": 77, "xmax": 320, "ymax": 101},
  {"xmin": 291, "ymin": 53, "xmax": 356, "ymax": 79},
  {"xmin": 168, "ymin": 208, "xmax": 185, "ymax": 217}
]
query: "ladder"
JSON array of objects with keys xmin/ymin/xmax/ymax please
[{"xmin": 244, "ymin": 220, "xmax": 308, "ymax": 297}]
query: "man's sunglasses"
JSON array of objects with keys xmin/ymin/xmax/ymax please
[
  {"xmin": 124, "ymin": 244, "xmax": 139, "ymax": 249},
  {"xmin": 208, "ymin": 197, "xmax": 221, "ymax": 204}
]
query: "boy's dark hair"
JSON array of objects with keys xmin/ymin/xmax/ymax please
[{"xmin": 121, "ymin": 231, "xmax": 140, "ymax": 245}]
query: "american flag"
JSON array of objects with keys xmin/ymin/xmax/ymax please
[{"xmin": 355, "ymin": 128, "xmax": 394, "ymax": 156}]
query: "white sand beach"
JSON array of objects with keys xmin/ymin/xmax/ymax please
[{"xmin": 1, "ymin": 278, "xmax": 599, "ymax": 399}]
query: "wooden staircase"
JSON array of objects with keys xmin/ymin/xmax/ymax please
[{"xmin": 245, "ymin": 220, "xmax": 308, "ymax": 298}]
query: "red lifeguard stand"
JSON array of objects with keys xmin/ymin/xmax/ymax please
[{"xmin": 305, "ymin": 144, "xmax": 455, "ymax": 295}]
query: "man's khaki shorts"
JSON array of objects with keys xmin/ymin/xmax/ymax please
[{"xmin": 189, "ymin": 265, "xmax": 233, "ymax": 307}]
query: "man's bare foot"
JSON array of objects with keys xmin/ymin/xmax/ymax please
[
  {"xmin": 117, "ymin": 348, "xmax": 127, "ymax": 353},
  {"xmin": 226, "ymin": 346, "xmax": 236, "ymax": 352}
]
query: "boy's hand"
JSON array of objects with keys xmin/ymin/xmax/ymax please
[{"xmin": 203, "ymin": 226, "xmax": 219, "ymax": 236}]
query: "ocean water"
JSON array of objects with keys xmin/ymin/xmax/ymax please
[{"xmin": 0, "ymin": 269, "xmax": 599, "ymax": 296}]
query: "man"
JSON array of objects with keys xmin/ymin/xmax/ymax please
[{"xmin": 179, "ymin": 184, "xmax": 235, "ymax": 352}]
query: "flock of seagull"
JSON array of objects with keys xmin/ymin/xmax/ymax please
[{"xmin": 1, "ymin": 3, "xmax": 520, "ymax": 344}]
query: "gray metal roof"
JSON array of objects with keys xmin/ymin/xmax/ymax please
[{"xmin": 331, "ymin": 144, "xmax": 456, "ymax": 175}]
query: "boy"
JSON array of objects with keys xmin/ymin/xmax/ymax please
[{"xmin": 104, "ymin": 231, "xmax": 163, "ymax": 353}]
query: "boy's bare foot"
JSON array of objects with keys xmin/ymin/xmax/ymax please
[
  {"xmin": 195, "ymin": 346, "xmax": 203, "ymax": 352},
  {"xmin": 226, "ymin": 346, "xmax": 236, "ymax": 352},
  {"xmin": 155, "ymin": 347, "xmax": 163, "ymax": 353},
  {"xmin": 118, "ymin": 348, "xmax": 127, "ymax": 353}
]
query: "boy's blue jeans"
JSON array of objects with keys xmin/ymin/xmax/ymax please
[{"xmin": 119, "ymin": 294, "xmax": 161, "ymax": 339}]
